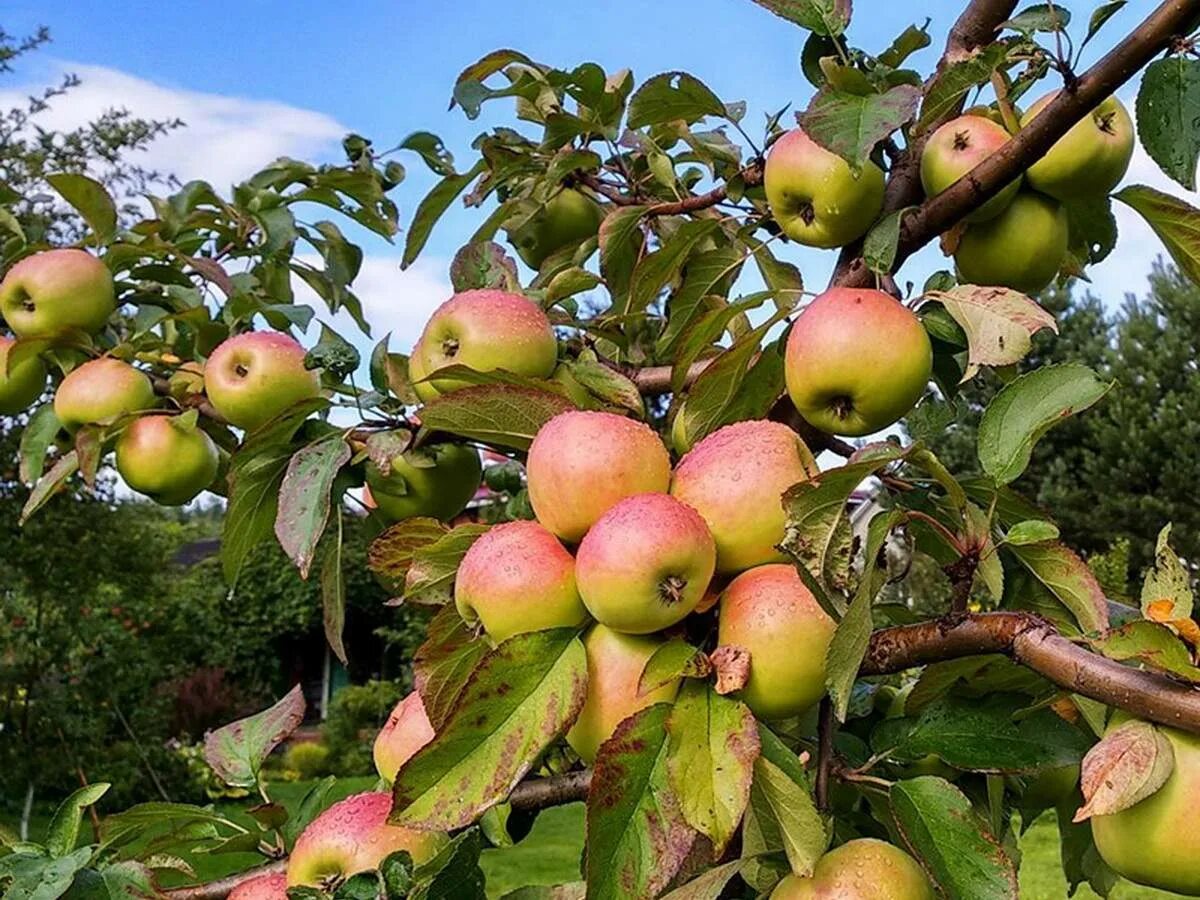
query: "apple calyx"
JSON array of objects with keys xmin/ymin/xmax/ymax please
[
  {"xmin": 1096, "ymin": 110, "xmax": 1118, "ymax": 134},
  {"xmin": 798, "ymin": 201, "xmax": 816, "ymax": 226},
  {"xmin": 441, "ymin": 337, "xmax": 460, "ymax": 358},
  {"xmin": 658, "ymin": 574, "xmax": 688, "ymax": 606},
  {"xmin": 952, "ymin": 130, "xmax": 971, "ymax": 151}
]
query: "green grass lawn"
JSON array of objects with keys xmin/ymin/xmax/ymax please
[{"xmin": 3, "ymin": 782, "xmax": 1189, "ymax": 898}]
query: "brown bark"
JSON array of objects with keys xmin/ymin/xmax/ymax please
[{"xmin": 163, "ymin": 860, "xmax": 286, "ymax": 900}]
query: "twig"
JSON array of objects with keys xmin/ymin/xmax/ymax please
[
  {"xmin": 815, "ymin": 698, "xmax": 835, "ymax": 812},
  {"xmin": 577, "ymin": 161, "xmax": 764, "ymax": 218},
  {"xmin": 162, "ymin": 861, "xmax": 287, "ymax": 900},
  {"xmin": 508, "ymin": 769, "xmax": 592, "ymax": 810}
]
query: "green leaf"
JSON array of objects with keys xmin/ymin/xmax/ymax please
[
  {"xmin": 863, "ymin": 207, "xmax": 911, "ymax": 275},
  {"xmin": 749, "ymin": 0, "xmax": 852, "ymax": 36},
  {"xmin": 801, "ymin": 85, "xmax": 921, "ymax": 169},
  {"xmin": 418, "ymin": 384, "xmax": 575, "ymax": 451},
  {"xmin": 544, "ymin": 267, "xmax": 601, "ymax": 304},
  {"xmin": 451, "ymin": 49, "xmax": 536, "ymax": 115},
  {"xmin": 283, "ymin": 776, "xmax": 337, "ymax": 844},
  {"xmin": 45, "ymin": 784, "xmax": 109, "ymax": 857},
  {"xmin": 203, "ymin": 685, "xmax": 305, "ymax": 788},
  {"xmin": 586, "ymin": 704, "xmax": 697, "ymax": 900},
  {"xmin": 403, "ymin": 160, "xmax": 486, "ymax": 269},
  {"xmin": 47, "ymin": 173, "xmax": 118, "ymax": 242},
  {"xmin": 598, "ymin": 206, "xmax": 647, "ymax": 308},
  {"xmin": 410, "ymin": 829, "xmax": 486, "ymax": 900},
  {"xmin": 638, "ymin": 640, "xmax": 713, "ymax": 697},
  {"xmin": 1114, "ymin": 185, "xmax": 1200, "ymax": 286},
  {"xmin": 18, "ymin": 404, "xmax": 60, "ymax": 485},
  {"xmin": 20, "ymin": 450, "xmax": 79, "ymax": 525},
  {"xmin": 1065, "ymin": 194, "xmax": 1118, "ymax": 268},
  {"xmin": 450, "ymin": 241, "xmax": 520, "ymax": 292},
  {"xmin": 623, "ymin": 219, "xmax": 720, "ymax": 316},
  {"xmin": 0, "ymin": 847, "xmax": 93, "ymax": 900},
  {"xmin": 750, "ymin": 755, "xmax": 827, "ymax": 877},
  {"xmin": 658, "ymin": 248, "xmax": 746, "ymax": 354},
  {"xmin": 977, "ymin": 364, "xmax": 1111, "ymax": 485},
  {"xmin": 368, "ymin": 518, "xmax": 450, "ymax": 594},
  {"xmin": 1009, "ymin": 541, "xmax": 1110, "ymax": 633},
  {"xmin": 928, "ymin": 285, "xmax": 1057, "ymax": 381},
  {"xmin": 274, "ymin": 433, "xmax": 351, "ymax": 579},
  {"xmin": 567, "ymin": 359, "xmax": 643, "ymax": 415},
  {"xmin": 1136, "ymin": 58, "xmax": 1200, "ymax": 191},
  {"xmin": 405, "ymin": 523, "xmax": 489, "ymax": 605},
  {"xmin": 399, "ymin": 131, "xmax": 456, "ymax": 176},
  {"xmin": 321, "ymin": 512, "xmax": 347, "ymax": 664},
  {"xmin": 658, "ymin": 860, "xmax": 746, "ymax": 900},
  {"xmin": 305, "ymin": 323, "xmax": 361, "ymax": 381},
  {"xmin": 1075, "ymin": 719, "xmax": 1174, "ymax": 822},
  {"xmin": 1005, "ymin": 519, "xmax": 1060, "ymax": 545},
  {"xmin": 413, "ymin": 605, "xmax": 491, "ymax": 730},
  {"xmin": 627, "ymin": 73, "xmax": 727, "ymax": 129},
  {"xmin": 878, "ymin": 22, "xmax": 933, "ymax": 68},
  {"xmin": 1141, "ymin": 523, "xmax": 1194, "ymax": 619},
  {"xmin": 1000, "ymin": 4, "xmax": 1070, "ymax": 33},
  {"xmin": 890, "ymin": 777, "xmax": 1018, "ymax": 899},
  {"xmin": 666, "ymin": 682, "xmax": 760, "ymax": 852},
  {"xmin": 1082, "ymin": 1, "xmax": 1127, "ymax": 50},
  {"xmin": 1090, "ymin": 620, "xmax": 1200, "ymax": 683},
  {"xmin": 916, "ymin": 42, "xmax": 1011, "ymax": 134},
  {"xmin": 392, "ymin": 629, "xmax": 586, "ymax": 830}
]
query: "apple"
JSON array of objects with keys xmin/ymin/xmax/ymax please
[
  {"xmin": 771, "ymin": 838, "xmax": 933, "ymax": 899},
  {"xmin": 365, "ymin": 442, "xmax": 482, "ymax": 522},
  {"xmin": 115, "ymin": 415, "xmax": 219, "ymax": 505},
  {"xmin": 0, "ymin": 335, "xmax": 46, "ymax": 414},
  {"xmin": 455, "ymin": 519, "xmax": 589, "ymax": 641},
  {"xmin": 565, "ymin": 624, "xmax": 681, "ymax": 764},
  {"xmin": 204, "ymin": 332, "xmax": 321, "ymax": 432},
  {"xmin": 575, "ymin": 492, "xmax": 715, "ymax": 634},
  {"xmin": 1091, "ymin": 718, "xmax": 1200, "ymax": 895},
  {"xmin": 784, "ymin": 288, "xmax": 932, "ymax": 436},
  {"xmin": 54, "ymin": 357, "xmax": 156, "ymax": 431},
  {"xmin": 0, "ymin": 249, "xmax": 115, "ymax": 338},
  {"xmin": 954, "ymin": 191, "xmax": 1068, "ymax": 294},
  {"xmin": 1022, "ymin": 92, "xmax": 1134, "ymax": 201},
  {"xmin": 920, "ymin": 115, "xmax": 1022, "ymax": 222},
  {"xmin": 506, "ymin": 188, "xmax": 603, "ymax": 269},
  {"xmin": 716, "ymin": 564, "xmax": 835, "ymax": 719},
  {"xmin": 765, "ymin": 129, "xmax": 885, "ymax": 248},
  {"xmin": 408, "ymin": 349, "xmax": 438, "ymax": 405},
  {"xmin": 373, "ymin": 691, "xmax": 435, "ymax": 784},
  {"xmin": 526, "ymin": 410, "xmax": 671, "ymax": 543},
  {"xmin": 228, "ymin": 871, "xmax": 287, "ymax": 900},
  {"xmin": 670, "ymin": 420, "xmax": 818, "ymax": 573},
  {"xmin": 287, "ymin": 792, "xmax": 447, "ymax": 888},
  {"xmin": 410, "ymin": 290, "xmax": 558, "ymax": 399}
]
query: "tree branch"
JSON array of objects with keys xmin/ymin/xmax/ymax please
[
  {"xmin": 508, "ymin": 769, "xmax": 592, "ymax": 810},
  {"xmin": 151, "ymin": 376, "xmax": 227, "ymax": 425},
  {"xmin": 836, "ymin": 0, "xmax": 1200, "ymax": 288},
  {"xmin": 578, "ymin": 162, "xmax": 764, "ymax": 218},
  {"xmin": 815, "ymin": 697, "xmax": 835, "ymax": 812},
  {"xmin": 163, "ymin": 861, "xmax": 286, "ymax": 900}
]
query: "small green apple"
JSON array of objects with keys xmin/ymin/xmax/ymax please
[
  {"xmin": 0, "ymin": 249, "xmax": 115, "ymax": 338},
  {"xmin": 1022, "ymin": 92, "xmax": 1134, "ymax": 201},
  {"xmin": 785, "ymin": 287, "xmax": 932, "ymax": 436},
  {"xmin": 765, "ymin": 129, "xmax": 885, "ymax": 248},
  {"xmin": 921, "ymin": 114, "xmax": 1022, "ymax": 222},
  {"xmin": 54, "ymin": 357, "xmax": 157, "ymax": 431},
  {"xmin": 366, "ymin": 441, "xmax": 482, "ymax": 522},
  {"xmin": 0, "ymin": 335, "xmax": 46, "ymax": 414},
  {"xmin": 771, "ymin": 838, "xmax": 933, "ymax": 899},
  {"xmin": 954, "ymin": 191, "xmax": 1068, "ymax": 294},
  {"xmin": 116, "ymin": 415, "xmax": 219, "ymax": 505},
  {"xmin": 204, "ymin": 332, "xmax": 321, "ymax": 432},
  {"xmin": 506, "ymin": 188, "xmax": 603, "ymax": 269}
]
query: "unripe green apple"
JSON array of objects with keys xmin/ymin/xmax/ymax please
[
  {"xmin": 765, "ymin": 129, "xmax": 885, "ymax": 248},
  {"xmin": 0, "ymin": 335, "xmax": 46, "ymax": 414},
  {"xmin": 54, "ymin": 357, "xmax": 157, "ymax": 431},
  {"xmin": 373, "ymin": 691, "xmax": 435, "ymax": 784},
  {"xmin": 287, "ymin": 792, "xmax": 446, "ymax": 888},
  {"xmin": 954, "ymin": 191, "xmax": 1068, "ymax": 294},
  {"xmin": 575, "ymin": 492, "xmax": 715, "ymax": 634},
  {"xmin": 455, "ymin": 520, "xmax": 589, "ymax": 641},
  {"xmin": 1022, "ymin": 92, "xmax": 1134, "ymax": 201},
  {"xmin": 771, "ymin": 838, "xmax": 933, "ymax": 899},
  {"xmin": 205, "ymin": 332, "xmax": 320, "ymax": 432},
  {"xmin": 716, "ymin": 564, "xmax": 835, "ymax": 719},
  {"xmin": 0, "ymin": 249, "xmax": 115, "ymax": 338},
  {"xmin": 1091, "ymin": 718, "xmax": 1200, "ymax": 895},
  {"xmin": 116, "ymin": 415, "xmax": 219, "ymax": 505},
  {"xmin": 228, "ymin": 871, "xmax": 287, "ymax": 900},
  {"xmin": 565, "ymin": 624, "xmax": 680, "ymax": 764},
  {"xmin": 785, "ymin": 288, "xmax": 931, "ymax": 436},
  {"xmin": 506, "ymin": 189, "xmax": 603, "ymax": 269},
  {"xmin": 526, "ymin": 410, "xmax": 671, "ymax": 543},
  {"xmin": 411, "ymin": 290, "xmax": 557, "ymax": 399},
  {"xmin": 671, "ymin": 420, "xmax": 818, "ymax": 573},
  {"xmin": 920, "ymin": 115, "xmax": 1022, "ymax": 222},
  {"xmin": 366, "ymin": 442, "xmax": 482, "ymax": 522}
]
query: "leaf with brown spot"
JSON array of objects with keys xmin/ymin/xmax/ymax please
[
  {"xmin": 1009, "ymin": 540, "xmax": 1109, "ymax": 634},
  {"xmin": 1074, "ymin": 719, "xmax": 1175, "ymax": 822},
  {"xmin": 638, "ymin": 640, "xmax": 712, "ymax": 697},
  {"xmin": 417, "ymin": 383, "xmax": 575, "ymax": 451},
  {"xmin": 1089, "ymin": 620, "xmax": 1200, "ymax": 683},
  {"xmin": 204, "ymin": 685, "xmax": 305, "ymax": 788},
  {"xmin": 586, "ymin": 703, "xmax": 698, "ymax": 900},
  {"xmin": 709, "ymin": 645, "xmax": 751, "ymax": 695},
  {"xmin": 368, "ymin": 517, "xmax": 450, "ymax": 595},
  {"xmin": 405, "ymin": 523, "xmax": 489, "ymax": 605},
  {"xmin": 1140, "ymin": 523, "xmax": 1193, "ymax": 621},
  {"xmin": 274, "ymin": 433, "xmax": 351, "ymax": 579},
  {"xmin": 927, "ymin": 285, "xmax": 1057, "ymax": 381}
]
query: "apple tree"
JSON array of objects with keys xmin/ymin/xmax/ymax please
[{"xmin": 6, "ymin": 1, "xmax": 1200, "ymax": 898}]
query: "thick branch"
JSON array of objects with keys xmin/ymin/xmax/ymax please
[
  {"xmin": 163, "ymin": 861, "xmax": 285, "ymax": 900},
  {"xmin": 837, "ymin": 0, "xmax": 1200, "ymax": 287},
  {"xmin": 508, "ymin": 769, "xmax": 592, "ymax": 810}
]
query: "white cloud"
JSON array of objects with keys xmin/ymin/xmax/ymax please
[
  {"xmin": 2, "ymin": 62, "xmax": 345, "ymax": 189},
  {"xmin": 319, "ymin": 254, "xmax": 451, "ymax": 354}
]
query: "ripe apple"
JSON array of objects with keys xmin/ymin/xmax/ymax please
[
  {"xmin": 287, "ymin": 792, "xmax": 447, "ymax": 888},
  {"xmin": 765, "ymin": 129, "xmax": 885, "ymax": 249},
  {"xmin": 1022, "ymin": 92, "xmax": 1134, "ymax": 201},
  {"xmin": 365, "ymin": 441, "xmax": 482, "ymax": 522},
  {"xmin": 784, "ymin": 288, "xmax": 932, "ymax": 436},
  {"xmin": 410, "ymin": 290, "xmax": 558, "ymax": 399},
  {"xmin": 373, "ymin": 691, "xmax": 435, "ymax": 784},
  {"xmin": 0, "ymin": 335, "xmax": 46, "ymax": 414},
  {"xmin": 228, "ymin": 871, "xmax": 287, "ymax": 900},
  {"xmin": 716, "ymin": 564, "xmax": 835, "ymax": 719},
  {"xmin": 0, "ymin": 249, "xmax": 115, "ymax": 337},
  {"xmin": 671, "ymin": 420, "xmax": 818, "ymax": 573},
  {"xmin": 506, "ymin": 188, "xmax": 603, "ymax": 269},
  {"xmin": 204, "ymin": 332, "xmax": 321, "ymax": 432},
  {"xmin": 526, "ymin": 410, "xmax": 671, "ymax": 543},
  {"xmin": 575, "ymin": 492, "xmax": 715, "ymax": 634},
  {"xmin": 565, "ymin": 624, "xmax": 681, "ymax": 764},
  {"xmin": 116, "ymin": 415, "xmax": 219, "ymax": 505},
  {"xmin": 954, "ymin": 191, "xmax": 1068, "ymax": 294},
  {"xmin": 920, "ymin": 115, "xmax": 1022, "ymax": 222},
  {"xmin": 1091, "ymin": 718, "xmax": 1200, "ymax": 895},
  {"xmin": 771, "ymin": 838, "xmax": 933, "ymax": 899},
  {"xmin": 54, "ymin": 357, "xmax": 157, "ymax": 431},
  {"xmin": 455, "ymin": 519, "xmax": 589, "ymax": 641}
]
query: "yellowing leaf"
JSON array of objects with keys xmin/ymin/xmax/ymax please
[
  {"xmin": 926, "ymin": 286, "xmax": 1057, "ymax": 381},
  {"xmin": 1075, "ymin": 720, "xmax": 1174, "ymax": 821}
]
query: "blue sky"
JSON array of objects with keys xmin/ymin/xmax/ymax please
[{"xmin": 2, "ymin": 0, "xmax": 1186, "ymax": 357}]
